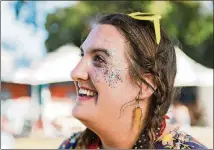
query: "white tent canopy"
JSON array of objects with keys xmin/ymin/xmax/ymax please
[
  {"xmin": 29, "ymin": 44, "xmax": 81, "ymax": 85},
  {"xmin": 174, "ymin": 46, "xmax": 213, "ymax": 87},
  {"xmin": 11, "ymin": 68, "xmax": 34, "ymax": 84}
]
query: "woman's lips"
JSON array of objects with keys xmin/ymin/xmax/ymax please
[
  {"xmin": 77, "ymin": 86, "xmax": 98, "ymax": 101},
  {"xmin": 77, "ymin": 94, "xmax": 98, "ymax": 101}
]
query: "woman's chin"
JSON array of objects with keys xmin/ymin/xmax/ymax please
[{"xmin": 72, "ymin": 105, "xmax": 92, "ymax": 122}]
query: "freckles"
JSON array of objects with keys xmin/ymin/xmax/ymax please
[{"xmin": 93, "ymin": 68, "xmax": 101, "ymax": 83}]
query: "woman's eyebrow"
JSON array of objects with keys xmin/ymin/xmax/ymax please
[{"xmin": 80, "ymin": 46, "xmax": 110, "ymax": 57}]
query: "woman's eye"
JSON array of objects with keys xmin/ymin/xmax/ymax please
[
  {"xmin": 93, "ymin": 55, "xmax": 106, "ymax": 67},
  {"xmin": 80, "ymin": 52, "xmax": 84, "ymax": 57}
]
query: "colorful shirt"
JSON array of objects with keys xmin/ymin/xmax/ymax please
[
  {"xmin": 59, "ymin": 129, "xmax": 207, "ymax": 149},
  {"xmin": 154, "ymin": 129, "xmax": 207, "ymax": 149}
]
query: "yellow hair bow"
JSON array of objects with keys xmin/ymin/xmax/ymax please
[{"xmin": 128, "ymin": 12, "xmax": 161, "ymax": 45}]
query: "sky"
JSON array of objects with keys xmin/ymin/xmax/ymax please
[{"xmin": 1, "ymin": 1, "xmax": 77, "ymax": 68}]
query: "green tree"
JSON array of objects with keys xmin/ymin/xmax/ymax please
[
  {"xmin": 44, "ymin": 1, "xmax": 151, "ymax": 52},
  {"xmin": 45, "ymin": 1, "xmax": 213, "ymax": 68}
]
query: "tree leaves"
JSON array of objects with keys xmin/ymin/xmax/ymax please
[{"xmin": 43, "ymin": 1, "xmax": 213, "ymax": 68}]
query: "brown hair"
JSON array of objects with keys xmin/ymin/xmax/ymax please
[{"xmin": 76, "ymin": 13, "xmax": 179, "ymax": 149}]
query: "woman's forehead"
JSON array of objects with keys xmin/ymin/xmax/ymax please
[{"xmin": 82, "ymin": 24, "xmax": 127, "ymax": 52}]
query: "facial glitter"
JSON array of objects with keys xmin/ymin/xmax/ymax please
[{"xmin": 91, "ymin": 40, "xmax": 128, "ymax": 88}]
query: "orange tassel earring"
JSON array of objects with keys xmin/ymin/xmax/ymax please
[
  {"xmin": 133, "ymin": 99, "xmax": 142, "ymax": 131},
  {"xmin": 132, "ymin": 87, "xmax": 143, "ymax": 134}
]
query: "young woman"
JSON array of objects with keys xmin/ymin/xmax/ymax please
[{"xmin": 59, "ymin": 12, "xmax": 207, "ymax": 149}]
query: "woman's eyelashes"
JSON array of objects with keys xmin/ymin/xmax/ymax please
[
  {"xmin": 93, "ymin": 54, "xmax": 107, "ymax": 67},
  {"xmin": 80, "ymin": 52, "xmax": 84, "ymax": 57},
  {"xmin": 79, "ymin": 51, "xmax": 107, "ymax": 67}
]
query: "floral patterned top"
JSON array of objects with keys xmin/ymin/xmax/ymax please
[
  {"xmin": 154, "ymin": 128, "xmax": 207, "ymax": 149},
  {"xmin": 59, "ymin": 128, "xmax": 207, "ymax": 149}
]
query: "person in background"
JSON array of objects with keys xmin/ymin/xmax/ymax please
[{"xmin": 172, "ymin": 101, "xmax": 191, "ymax": 134}]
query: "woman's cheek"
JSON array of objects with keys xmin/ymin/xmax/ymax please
[
  {"xmin": 101, "ymin": 67, "xmax": 123, "ymax": 88},
  {"xmin": 90, "ymin": 67, "xmax": 101, "ymax": 84},
  {"xmin": 90, "ymin": 65, "xmax": 123, "ymax": 89}
]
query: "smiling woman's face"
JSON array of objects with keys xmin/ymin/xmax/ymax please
[{"xmin": 71, "ymin": 24, "xmax": 141, "ymax": 132}]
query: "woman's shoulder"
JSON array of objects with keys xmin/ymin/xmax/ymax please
[
  {"xmin": 58, "ymin": 132, "xmax": 82, "ymax": 149},
  {"xmin": 154, "ymin": 127, "xmax": 207, "ymax": 149}
]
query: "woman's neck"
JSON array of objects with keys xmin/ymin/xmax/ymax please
[
  {"xmin": 82, "ymin": 101, "xmax": 150, "ymax": 149},
  {"xmin": 81, "ymin": 121, "xmax": 138, "ymax": 148},
  {"xmin": 99, "ymin": 131, "xmax": 137, "ymax": 149},
  {"xmin": 97, "ymin": 123, "xmax": 146, "ymax": 149}
]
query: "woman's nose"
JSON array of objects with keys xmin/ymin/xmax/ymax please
[{"xmin": 71, "ymin": 59, "xmax": 89, "ymax": 81}]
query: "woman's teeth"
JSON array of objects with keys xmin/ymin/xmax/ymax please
[{"xmin": 78, "ymin": 88, "xmax": 97, "ymax": 96}]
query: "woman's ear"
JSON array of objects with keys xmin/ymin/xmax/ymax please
[{"xmin": 139, "ymin": 74, "xmax": 157, "ymax": 99}]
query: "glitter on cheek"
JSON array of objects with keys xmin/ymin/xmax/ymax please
[
  {"xmin": 101, "ymin": 64, "xmax": 123, "ymax": 88},
  {"xmin": 97, "ymin": 48, "xmax": 124, "ymax": 88},
  {"xmin": 89, "ymin": 46, "xmax": 125, "ymax": 88},
  {"xmin": 90, "ymin": 64, "xmax": 123, "ymax": 88}
]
